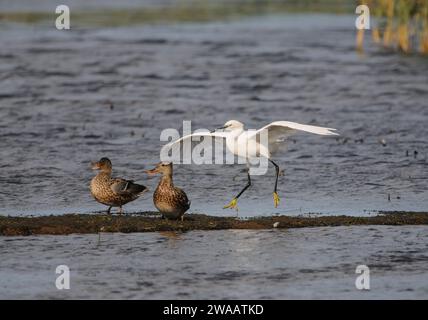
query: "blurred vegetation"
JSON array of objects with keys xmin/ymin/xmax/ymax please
[
  {"xmin": 0, "ymin": 0, "xmax": 354, "ymax": 27},
  {"xmin": 365, "ymin": 0, "xmax": 428, "ymax": 55},
  {"xmin": 3, "ymin": 1, "xmax": 427, "ymax": 55}
]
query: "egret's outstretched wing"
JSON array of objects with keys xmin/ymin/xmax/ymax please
[
  {"xmin": 248, "ymin": 121, "xmax": 338, "ymax": 152},
  {"xmin": 163, "ymin": 131, "xmax": 229, "ymax": 150}
]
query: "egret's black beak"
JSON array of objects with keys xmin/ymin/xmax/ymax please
[{"xmin": 211, "ymin": 125, "xmax": 227, "ymax": 133}]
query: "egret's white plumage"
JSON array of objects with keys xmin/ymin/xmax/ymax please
[{"xmin": 164, "ymin": 120, "xmax": 338, "ymax": 210}]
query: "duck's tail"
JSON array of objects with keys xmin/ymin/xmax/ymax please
[{"xmin": 126, "ymin": 182, "xmax": 148, "ymax": 196}]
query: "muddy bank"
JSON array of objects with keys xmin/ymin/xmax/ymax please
[{"xmin": 0, "ymin": 212, "xmax": 427, "ymax": 236}]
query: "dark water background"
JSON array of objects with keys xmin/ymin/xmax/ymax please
[
  {"xmin": 1, "ymin": 13, "xmax": 427, "ymax": 216},
  {"xmin": 0, "ymin": 1, "xmax": 427, "ymax": 299}
]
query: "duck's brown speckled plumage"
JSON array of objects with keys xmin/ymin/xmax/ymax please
[
  {"xmin": 147, "ymin": 162, "xmax": 190, "ymax": 220},
  {"xmin": 90, "ymin": 157, "xmax": 147, "ymax": 213}
]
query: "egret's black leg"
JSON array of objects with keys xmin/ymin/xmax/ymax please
[
  {"xmin": 224, "ymin": 169, "xmax": 251, "ymax": 210},
  {"xmin": 269, "ymin": 159, "xmax": 279, "ymax": 193},
  {"xmin": 236, "ymin": 170, "xmax": 252, "ymax": 198},
  {"xmin": 107, "ymin": 206, "xmax": 112, "ymax": 214},
  {"xmin": 269, "ymin": 159, "xmax": 280, "ymax": 207}
]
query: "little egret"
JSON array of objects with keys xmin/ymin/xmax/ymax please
[{"xmin": 164, "ymin": 120, "xmax": 338, "ymax": 210}]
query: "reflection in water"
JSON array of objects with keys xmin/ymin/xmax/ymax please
[{"xmin": 158, "ymin": 231, "xmax": 183, "ymax": 248}]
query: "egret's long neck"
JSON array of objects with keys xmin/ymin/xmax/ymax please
[
  {"xmin": 230, "ymin": 127, "xmax": 244, "ymax": 138},
  {"xmin": 225, "ymin": 127, "xmax": 244, "ymax": 154}
]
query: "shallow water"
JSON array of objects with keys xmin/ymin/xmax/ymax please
[
  {"xmin": 1, "ymin": 13, "xmax": 427, "ymax": 217},
  {"xmin": 0, "ymin": 225, "xmax": 427, "ymax": 299}
]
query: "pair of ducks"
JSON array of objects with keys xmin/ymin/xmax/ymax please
[{"xmin": 90, "ymin": 157, "xmax": 190, "ymax": 220}]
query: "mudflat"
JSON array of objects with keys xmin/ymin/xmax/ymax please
[{"xmin": 1, "ymin": 212, "xmax": 427, "ymax": 236}]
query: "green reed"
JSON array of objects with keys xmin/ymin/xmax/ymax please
[{"xmin": 365, "ymin": 0, "xmax": 428, "ymax": 55}]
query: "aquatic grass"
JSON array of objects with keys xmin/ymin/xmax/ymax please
[{"xmin": 365, "ymin": 0, "xmax": 428, "ymax": 55}]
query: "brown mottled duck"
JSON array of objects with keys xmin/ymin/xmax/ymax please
[
  {"xmin": 145, "ymin": 162, "xmax": 190, "ymax": 221},
  {"xmin": 90, "ymin": 157, "xmax": 147, "ymax": 214}
]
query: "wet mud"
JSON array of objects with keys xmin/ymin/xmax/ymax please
[{"xmin": 1, "ymin": 211, "xmax": 427, "ymax": 236}]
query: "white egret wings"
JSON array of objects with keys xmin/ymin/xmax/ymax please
[
  {"xmin": 161, "ymin": 131, "xmax": 230, "ymax": 162},
  {"xmin": 249, "ymin": 121, "xmax": 338, "ymax": 142},
  {"xmin": 248, "ymin": 121, "xmax": 338, "ymax": 152},
  {"xmin": 161, "ymin": 121, "xmax": 338, "ymax": 160},
  {"xmin": 164, "ymin": 131, "xmax": 229, "ymax": 150}
]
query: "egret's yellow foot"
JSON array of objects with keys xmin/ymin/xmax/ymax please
[
  {"xmin": 273, "ymin": 192, "xmax": 280, "ymax": 208},
  {"xmin": 223, "ymin": 198, "xmax": 239, "ymax": 210}
]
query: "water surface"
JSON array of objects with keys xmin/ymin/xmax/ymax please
[
  {"xmin": 1, "ymin": 14, "xmax": 427, "ymax": 216},
  {"xmin": 1, "ymin": 225, "xmax": 427, "ymax": 299}
]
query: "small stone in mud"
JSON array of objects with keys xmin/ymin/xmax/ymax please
[{"xmin": 379, "ymin": 138, "xmax": 387, "ymax": 147}]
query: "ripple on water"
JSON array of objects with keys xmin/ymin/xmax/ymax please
[
  {"xmin": 0, "ymin": 16, "xmax": 427, "ymax": 214},
  {"xmin": 0, "ymin": 226, "xmax": 427, "ymax": 299}
]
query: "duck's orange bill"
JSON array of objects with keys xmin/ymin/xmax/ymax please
[
  {"xmin": 91, "ymin": 161, "xmax": 101, "ymax": 170},
  {"xmin": 145, "ymin": 168, "xmax": 159, "ymax": 175}
]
